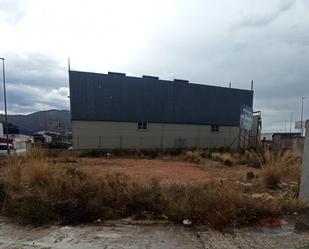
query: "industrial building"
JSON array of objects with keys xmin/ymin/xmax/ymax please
[{"xmin": 69, "ymin": 70, "xmax": 254, "ymax": 149}]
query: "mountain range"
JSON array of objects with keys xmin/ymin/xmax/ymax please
[{"xmin": 0, "ymin": 110, "xmax": 71, "ymax": 134}]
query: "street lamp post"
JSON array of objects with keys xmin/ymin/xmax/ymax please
[
  {"xmin": 290, "ymin": 112, "xmax": 293, "ymax": 133},
  {"xmin": 301, "ymin": 97, "xmax": 307, "ymax": 136},
  {"xmin": 0, "ymin": 58, "xmax": 9, "ymax": 154}
]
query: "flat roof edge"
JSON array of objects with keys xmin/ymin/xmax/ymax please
[{"xmin": 69, "ymin": 70, "xmax": 253, "ymax": 92}]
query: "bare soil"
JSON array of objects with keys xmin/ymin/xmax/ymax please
[{"xmin": 69, "ymin": 157, "xmax": 260, "ymax": 184}]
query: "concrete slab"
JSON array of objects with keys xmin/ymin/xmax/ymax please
[
  {"xmin": 0, "ymin": 218, "xmax": 203, "ymax": 249},
  {"xmin": 0, "ymin": 217, "xmax": 309, "ymax": 249}
]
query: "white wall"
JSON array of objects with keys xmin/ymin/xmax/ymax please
[{"xmin": 72, "ymin": 121, "xmax": 240, "ymax": 149}]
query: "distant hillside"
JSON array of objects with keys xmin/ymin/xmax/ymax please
[{"xmin": 0, "ymin": 110, "xmax": 71, "ymax": 134}]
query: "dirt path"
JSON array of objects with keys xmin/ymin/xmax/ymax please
[{"xmin": 0, "ymin": 217, "xmax": 308, "ymax": 249}]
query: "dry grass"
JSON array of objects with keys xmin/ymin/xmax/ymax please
[
  {"xmin": 239, "ymin": 150, "xmax": 261, "ymax": 167},
  {"xmin": 260, "ymin": 150, "xmax": 301, "ymax": 189},
  {"xmin": 211, "ymin": 152, "xmax": 233, "ymax": 161},
  {"xmin": 4, "ymin": 160, "xmax": 22, "ymax": 191},
  {"xmin": 181, "ymin": 150, "xmax": 203, "ymax": 164},
  {"xmin": 209, "ymin": 152, "xmax": 239, "ymax": 167},
  {"xmin": 181, "ymin": 150, "xmax": 235, "ymax": 166},
  {"xmin": 0, "ymin": 149, "xmax": 304, "ymax": 228},
  {"xmin": 163, "ymin": 181, "xmax": 246, "ymax": 227},
  {"xmin": 25, "ymin": 147, "xmax": 47, "ymax": 161}
]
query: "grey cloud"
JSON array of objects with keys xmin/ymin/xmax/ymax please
[
  {"xmin": 0, "ymin": 53, "xmax": 69, "ymax": 114},
  {"xmin": 234, "ymin": 0, "xmax": 295, "ymax": 28},
  {"xmin": 4, "ymin": 53, "xmax": 68, "ymax": 89},
  {"xmin": 283, "ymin": 25, "xmax": 309, "ymax": 50},
  {"xmin": 5, "ymin": 84, "xmax": 69, "ymax": 114}
]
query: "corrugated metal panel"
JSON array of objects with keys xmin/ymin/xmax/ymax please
[{"xmin": 69, "ymin": 70, "xmax": 254, "ymax": 126}]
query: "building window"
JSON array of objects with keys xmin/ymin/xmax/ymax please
[
  {"xmin": 137, "ymin": 122, "xmax": 148, "ymax": 130},
  {"xmin": 211, "ymin": 124, "xmax": 219, "ymax": 132}
]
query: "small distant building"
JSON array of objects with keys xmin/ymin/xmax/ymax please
[
  {"xmin": 0, "ymin": 122, "xmax": 30, "ymax": 152},
  {"xmin": 69, "ymin": 70, "xmax": 254, "ymax": 150},
  {"xmin": 33, "ymin": 132, "xmax": 52, "ymax": 143},
  {"xmin": 261, "ymin": 133, "xmax": 273, "ymax": 141},
  {"xmin": 272, "ymin": 133, "xmax": 304, "ymax": 154},
  {"xmin": 10, "ymin": 134, "xmax": 32, "ymax": 153}
]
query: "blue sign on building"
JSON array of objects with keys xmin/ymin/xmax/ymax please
[{"xmin": 240, "ymin": 105, "xmax": 253, "ymax": 131}]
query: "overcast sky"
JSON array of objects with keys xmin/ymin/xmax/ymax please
[{"xmin": 0, "ymin": 0, "xmax": 308, "ymax": 132}]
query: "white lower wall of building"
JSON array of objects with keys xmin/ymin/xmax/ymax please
[{"xmin": 72, "ymin": 121, "xmax": 240, "ymax": 149}]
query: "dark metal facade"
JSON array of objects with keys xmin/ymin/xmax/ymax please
[{"xmin": 69, "ymin": 70, "xmax": 253, "ymax": 126}]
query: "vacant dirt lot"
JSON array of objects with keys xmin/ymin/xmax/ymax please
[
  {"xmin": 0, "ymin": 150, "xmax": 303, "ymax": 231},
  {"xmin": 69, "ymin": 157, "xmax": 260, "ymax": 184}
]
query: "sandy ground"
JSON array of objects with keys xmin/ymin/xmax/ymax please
[
  {"xmin": 72, "ymin": 158, "xmax": 259, "ymax": 184},
  {"xmin": 0, "ymin": 216, "xmax": 309, "ymax": 249}
]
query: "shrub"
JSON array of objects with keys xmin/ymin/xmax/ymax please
[
  {"xmin": 128, "ymin": 179, "xmax": 163, "ymax": 218},
  {"xmin": 182, "ymin": 151, "xmax": 202, "ymax": 164},
  {"xmin": 59, "ymin": 157, "xmax": 78, "ymax": 163},
  {"xmin": 239, "ymin": 150, "xmax": 261, "ymax": 168},
  {"xmin": 26, "ymin": 147, "xmax": 47, "ymax": 161},
  {"xmin": 163, "ymin": 184, "xmax": 210, "ymax": 223},
  {"xmin": 26, "ymin": 161, "xmax": 53, "ymax": 188},
  {"xmin": 163, "ymin": 181, "xmax": 249, "ymax": 228},
  {"xmin": 223, "ymin": 159, "xmax": 233, "ymax": 166},
  {"xmin": 200, "ymin": 150, "xmax": 211, "ymax": 159},
  {"xmin": 17, "ymin": 196, "xmax": 54, "ymax": 225},
  {"xmin": 265, "ymin": 174, "xmax": 280, "ymax": 189},
  {"xmin": 112, "ymin": 148, "xmax": 125, "ymax": 156},
  {"xmin": 0, "ymin": 182, "xmax": 6, "ymax": 202},
  {"xmin": 217, "ymin": 147, "xmax": 227, "ymax": 153},
  {"xmin": 246, "ymin": 171, "xmax": 255, "ymax": 181},
  {"xmin": 210, "ymin": 152, "xmax": 232, "ymax": 162},
  {"xmin": 56, "ymin": 152, "xmax": 78, "ymax": 163},
  {"xmin": 140, "ymin": 149, "xmax": 160, "ymax": 159},
  {"xmin": 167, "ymin": 148, "xmax": 184, "ymax": 156},
  {"xmin": 260, "ymin": 150, "xmax": 301, "ymax": 189},
  {"xmin": 4, "ymin": 161, "xmax": 22, "ymax": 191},
  {"xmin": 79, "ymin": 150, "xmax": 106, "ymax": 158}
]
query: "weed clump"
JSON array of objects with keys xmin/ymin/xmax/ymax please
[
  {"xmin": 260, "ymin": 150, "xmax": 301, "ymax": 189},
  {"xmin": 223, "ymin": 159, "xmax": 233, "ymax": 167},
  {"xmin": 182, "ymin": 151, "xmax": 202, "ymax": 164},
  {"xmin": 0, "ymin": 182, "xmax": 6, "ymax": 202},
  {"xmin": 79, "ymin": 150, "xmax": 106, "ymax": 158},
  {"xmin": 246, "ymin": 171, "xmax": 255, "ymax": 181},
  {"xmin": 17, "ymin": 196, "xmax": 55, "ymax": 225},
  {"xmin": 210, "ymin": 152, "xmax": 238, "ymax": 166}
]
